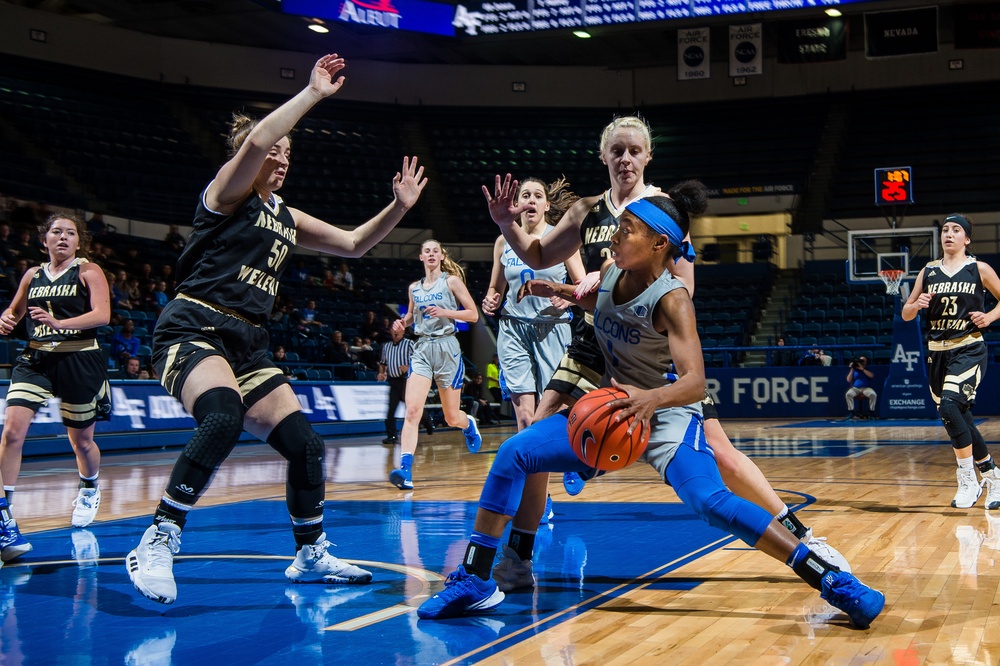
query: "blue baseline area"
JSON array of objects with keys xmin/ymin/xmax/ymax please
[{"xmin": 0, "ymin": 498, "xmax": 815, "ymax": 664}]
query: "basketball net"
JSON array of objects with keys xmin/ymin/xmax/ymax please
[{"xmin": 878, "ymin": 269, "xmax": 905, "ymax": 295}]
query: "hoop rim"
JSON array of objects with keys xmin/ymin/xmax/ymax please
[{"xmin": 878, "ymin": 269, "xmax": 906, "ymax": 278}]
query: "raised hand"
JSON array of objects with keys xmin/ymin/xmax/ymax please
[
  {"xmin": 482, "ymin": 174, "xmax": 528, "ymax": 228},
  {"xmin": 310, "ymin": 54, "xmax": 347, "ymax": 98},
  {"xmin": 393, "ymin": 156, "xmax": 428, "ymax": 210}
]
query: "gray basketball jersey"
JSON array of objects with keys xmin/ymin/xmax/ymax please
[
  {"xmin": 411, "ymin": 272, "xmax": 458, "ymax": 337},
  {"xmin": 593, "ymin": 263, "xmax": 686, "ymax": 389},
  {"xmin": 501, "ymin": 228, "xmax": 570, "ymax": 323}
]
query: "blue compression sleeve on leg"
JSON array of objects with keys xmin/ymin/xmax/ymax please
[
  {"xmin": 479, "ymin": 413, "xmax": 591, "ymax": 516},
  {"xmin": 667, "ymin": 440, "xmax": 774, "ymax": 547}
]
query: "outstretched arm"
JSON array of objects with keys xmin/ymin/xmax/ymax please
[
  {"xmin": 207, "ymin": 54, "xmax": 347, "ymax": 214},
  {"xmin": 295, "ymin": 156, "xmax": 427, "ymax": 257},
  {"xmin": 483, "ymin": 173, "xmax": 597, "ymax": 270}
]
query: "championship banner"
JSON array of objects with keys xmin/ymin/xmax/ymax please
[
  {"xmin": 776, "ymin": 17, "xmax": 847, "ymax": 63},
  {"xmin": 729, "ymin": 23, "xmax": 763, "ymax": 77},
  {"xmin": 864, "ymin": 6, "xmax": 938, "ymax": 58},
  {"xmin": 955, "ymin": 2, "xmax": 1000, "ymax": 49},
  {"xmin": 678, "ymin": 27, "xmax": 711, "ymax": 80}
]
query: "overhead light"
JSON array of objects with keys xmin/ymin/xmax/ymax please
[
  {"xmin": 308, "ymin": 23, "xmax": 329, "ymax": 34},
  {"xmin": 573, "ymin": 30, "xmax": 591, "ymax": 39},
  {"xmin": 825, "ymin": 8, "xmax": 842, "ymax": 17}
]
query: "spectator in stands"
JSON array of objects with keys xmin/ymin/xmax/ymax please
[
  {"xmin": 273, "ymin": 345, "xmax": 292, "ymax": 377},
  {"xmin": 773, "ymin": 336, "xmax": 794, "ymax": 366},
  {"xmin": 350, "ymin": 336, "xmax": 378, "ymax": 370},
  {"xmin": 844, "ymin": 355, "xmax": 877, "ymax": 420},
  {"xmin": 485, "ymin": 353, "xmax": 502, "ymax": 404},
  {"xmin": 376, "ymin": 316, "xmax": 393, "ymax": 344},
  {"xmin": 139, "ymin": 262, "xmax": 154, "ymax": 281},
  {"xmin": 359, "ymin": 310, "xmax": 380, "ymax": 340},
  {"xmin": 163, "ymin": 224, "xmax": 186, "ymax": 254},
  {"xmin": 333, "ymin": 261, "xmax": 353, "ymax": 291},
  {"xmin": 10, "ymin": 228, "xmax": 42, "ymax": 264},
  {"xmin": 110, "ymin": 319, "xmax": 141, "ymax": 367},
  {"xmin": 462, "ymin": 373, "xmax": 500, "ymax": 425},
  {"xmin": 481, "ymin": 175, "xmax": 583, "ymax": 432},
  {"xmin": 157, "ymin": 263, "xmax": 174, "ymax": 283},
  {"xmin": 149, "ymin": 279, "xmax": 170, "ymax": 315},
  {"xmin": 107, "ymin": 271, "xmax": 132, "ymax": 311},
  {"xmin": 320, "ymin": 268, "xmax": 338, "ymax": 291},
  {"xmin": 294, "ymin": 299, "xmax": 324, "ymax": 337},
  {"xmin": 4, "ymin": 258, "xmax": 29, "ymax": 294},
  {"xmin": 799, "ymin": 348, "xmax": 831, "ymax": 367},
  {"xmin": 0, "ymin": 223, "xmax": 14, "ymax": 263},
  {"xmin": 86, "ymin": 213, "xmax": 108, "ymax": 239},
  {"xmin": 123, "ymin": 356, "xmax": 142, "ymax": 380},
  {"xmin": 388, "ymin": 239, "xmax": 479, "ymax": 491},
  {"xmin": 0, "ymin": 211, "xmax": 112, "ymax": 560},
  {"xmin": 377, "ymin": 324, "xmax": 433, "ymax": 444},
  {"xmin": 124, "ymin": 276, "xmax": 143, "ymax": 307},
  {"xmin": 122, "ymin": 53, "xmax": 427, "ymax": 605},
  {"xmin": 325, "ymin": 330, "xmax": 353, "ymax": 365},
  {"xmin": 287, "ymin": 258, "xmax": 311, "ymax": 285}
]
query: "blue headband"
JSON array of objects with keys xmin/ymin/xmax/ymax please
[{"xmin": 624, "ymin": 198, "xmax": 696, "ymax": 263}]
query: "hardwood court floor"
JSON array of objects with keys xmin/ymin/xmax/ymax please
[{"xmin": 6, "ymin": 418, "xmax": 1000, "ymax": 665}]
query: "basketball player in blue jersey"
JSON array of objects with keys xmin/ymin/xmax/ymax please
[
  {"xmin": 903, "ymin": 214, "xmax": 1000, "ymax": 510},
  {"xmin": 482, "ymin": 117, "xmax": 847, "ymax": 593},
  {"xmin": 124, "ymin": 54, "xmax": 428, "ymax": 604},
  {"xmin": 418, "ymin": 191, "xmax": 884, "ymax": 629},
  {"xmin": 482, "ymin": 176, "xmax": 585, "ymax": 433},
  {"xmin": 389, "ymin": 240, "xmax": 480, "ymax": 490},
  {"xmin": 0, "ymin": 213, "xmax": 111, "ymax": 561}
]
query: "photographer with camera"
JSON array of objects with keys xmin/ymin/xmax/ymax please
[{"xmin": 844, "ymin": 355, "xmax": 877, "ymax": 420}]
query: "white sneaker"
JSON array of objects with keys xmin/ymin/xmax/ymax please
[
  {"xmin": 982, "ymin": 468, "xmax": 1000, "ymax": 510},
  {"xmin": 802, "ymin": 531, "xmax": 852, "ymax": 573},
  {"xmin": 126, "ymin": 523, "xmax": 182, "ymax": 604},
  {"xmin": 953, "ymin": 467, "xmax": 982, "ymax": 508},
  {"xmin": 125, "ymin": 629, "xmax": 177, "ymax": 666},
  {"xmin": 71, "ymin": 529, "xmax": 100, "ymax": 565},
  {"xmin": 285, "ymin": 533, "xmax": 372, "ymax": 584},
  {"xmin": 492, "ymin": 546, "xmax": 535, "ymax": 592},
  {"xmin": 71, "ymin": 488, "xmax": 101, "ymax": 527}
]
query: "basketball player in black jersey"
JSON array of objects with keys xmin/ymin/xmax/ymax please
[
  {"xmin": 483, "ymin": 116, "xmax": 847, "ymax": 593},
  {"xmin": 0, "ymin": 213, "xmax": 111, "ymax": 562},
  {"xmin": 903, "ymin": 214, "xmax": 1000, "ymax": 510},
  {"xmin": 125, "ymin": 54, "xmax": 427, "ymax": 604}
]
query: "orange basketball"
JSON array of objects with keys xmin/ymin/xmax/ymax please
[{"xmin": 567, "ymin": 387, "xmax": 650, "ymax": 471}]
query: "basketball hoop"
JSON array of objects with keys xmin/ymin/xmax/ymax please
[{"xmin": 878, "ymin": 269, "xmax": 905, "ymax": 295}]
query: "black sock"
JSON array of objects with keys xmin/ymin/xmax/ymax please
[
  {"xmin": 153, "ymin": 501, "xmax": 189, "ymax": 530},
  {"xmin": 292, "ymin": 522, "xmax": 323, "ymax": 548},
  {"xmin": 976, "ymin": 455, "xmax": 995, "ymax": 475},
  {"xmin": 79, "ymin": 474, "xmax": 98, "ymax": 490},
  {"xmin": 778, "ymin": 507, "xmax": 810, "ymax": 540},
  {"xmin": 508, "ymin": 528, "xmax": 536, "ymax": 561},
  {"xmin": 463, "ymin": 542, "xmax": 497, "ymax": 580},
  {"xmin": 788, "ymin": 542, "xmax": 837, "ymax": 591}
]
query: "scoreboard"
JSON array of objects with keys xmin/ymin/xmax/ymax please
[{"xmin": 283, "ymin": 0, "xmax": 872, "ymax": 36}]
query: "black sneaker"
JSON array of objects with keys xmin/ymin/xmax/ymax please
[{"xmin": 382, "ymin": 435, "xmax": 398, "ymax": 445}]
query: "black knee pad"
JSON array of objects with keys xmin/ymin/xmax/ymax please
[
  {"xmin": 268, "ymin": 412, "xmax": 326, "ymax": 487},
  {"xmin": 183, "ymin": 388, "xmax": 245, "ymax": 467},
  {"xmin": 938, "ymin": 397, "xmax": 971, "ymax": 448}
]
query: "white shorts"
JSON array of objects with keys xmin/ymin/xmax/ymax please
[
  {"xmin": 640, "ymin": 402, "xmax": 706, "ymax": 481},
  {"xmin": 497, "ymin": 318, "xmax": 571, "ymax": 396},
  {"xmin": 410, "ymin": 335, "xmax": 464, "ymax": 390}
]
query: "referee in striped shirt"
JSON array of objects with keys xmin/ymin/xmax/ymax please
[{"xmin": 378, "ymin": 325, "xmax": 432, "ymax": 444}]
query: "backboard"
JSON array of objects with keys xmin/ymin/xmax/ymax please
[{"xmin": 847, "ymin": 227, "xmax": 938, "ymax": 285}]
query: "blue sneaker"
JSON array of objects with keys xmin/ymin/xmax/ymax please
[
  {"xmin": 538, "ymin": 495, "xmax": 554, "ymax": 525},
  {"xmin": 0, "ymin": 519, "xmax": 32, "ymax": 562},
  {"xmin": 820, "ymin": 571, "xmax": 885, "ymax": 629},
  {"xmin": 389, "ymin": 467, "xmax": 413, "ymax": 490},
  {"xmin": 563, "ymin": 472, "xmax": 586, "ymax": 496},
  {"xmin": 463, "ymin": 416, "xmax": 482, "ymax": 453},
  {"xmin": 417, "ymin": 565, "xmax": 505, "ymax": 619}
]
